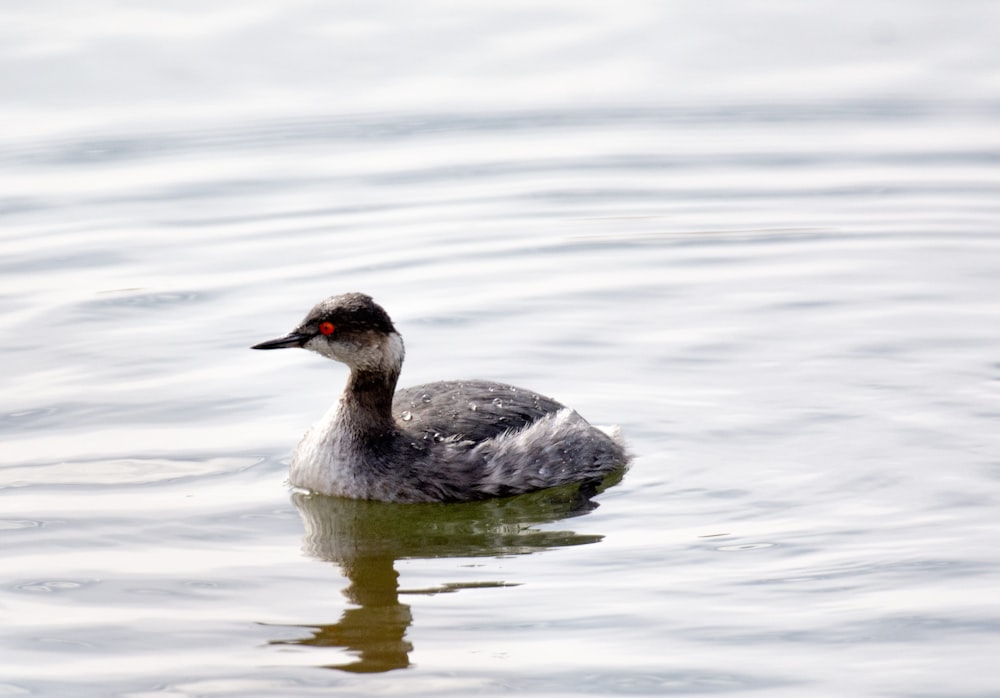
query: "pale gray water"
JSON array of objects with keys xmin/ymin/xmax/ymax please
[{"xmin": 3, "ymin": 2, "xmax": 1000, "ymax": 696}]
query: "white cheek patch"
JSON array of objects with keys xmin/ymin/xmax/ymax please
[
  {"xmin": 303, "ymin": 331, "xmax": 405, "ymax": 372},
  {"xmin": 304, "ymin": 335, "xmax": 338, "ymax": 360},
  {"xmin": 384, "ymin": 332, "xmax": 405, "ymax": 370}
]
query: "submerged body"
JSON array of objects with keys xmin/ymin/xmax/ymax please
[{"xmin": 253, "ymin": 293, "xmax": 627, "ymax": 503}]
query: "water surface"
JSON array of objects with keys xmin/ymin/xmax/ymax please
[{"xmin": 3, "ymin": 2, "xmax": 1000, "ymax": 696}]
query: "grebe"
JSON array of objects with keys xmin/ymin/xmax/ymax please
[{"xmin": 252, "ymin": 293, "xmax": 627, "ymax": 502}]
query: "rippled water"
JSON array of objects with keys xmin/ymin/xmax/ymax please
[{"xmin": 3, "ymin": 2, "xmax": 1000, "ymax": 696}]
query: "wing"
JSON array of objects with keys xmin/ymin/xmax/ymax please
[{"xmin": 392, "ymin": 380, "xmax": 566, "ymax": 443}]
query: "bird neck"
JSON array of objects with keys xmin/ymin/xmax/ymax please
[
  {"xmin": 333, "ymin": 331, "xmax": 405, "ymax": 439},
  {"xmin": 340, "ymin": 365, "xmax": 399, "ymax": 435}
]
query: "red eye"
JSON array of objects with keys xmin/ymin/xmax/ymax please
[{"xmin": 319, "ymin": 322, "xmax": 335, "ymax": 336}]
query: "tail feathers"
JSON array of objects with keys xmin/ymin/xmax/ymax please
[{"xmin": 474, "ymin": 409, "xmax": 628, "ymax": 496}]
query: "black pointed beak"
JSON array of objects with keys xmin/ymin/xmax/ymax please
[{"xmin": 251, "ymin": 331, "xmax": 312, "ymax": 350}]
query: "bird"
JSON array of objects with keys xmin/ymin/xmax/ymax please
[{"xmin": 252, "ymin": 292, "xmax": 627, "ymax": 503}]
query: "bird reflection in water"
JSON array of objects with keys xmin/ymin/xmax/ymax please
[{"xmin": 267, "ymin": 474, "xmax": 621, "ymax": 673}]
